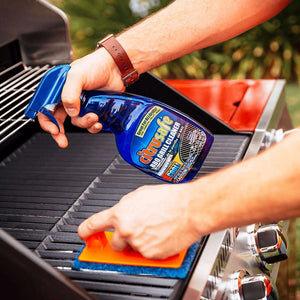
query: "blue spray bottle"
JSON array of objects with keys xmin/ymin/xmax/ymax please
[{"xmin": 25, "ymin": 65, "xmax": 213, "ymax": 183}]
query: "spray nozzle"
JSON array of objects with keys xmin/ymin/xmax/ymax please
[{"xmin": 25, "ymin": 64, "xmax": 71, "ymax": 132}]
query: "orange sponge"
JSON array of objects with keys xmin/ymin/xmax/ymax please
[{"xmin": 78, "ymin": 231, "xmax": 188, "ymax": 268}]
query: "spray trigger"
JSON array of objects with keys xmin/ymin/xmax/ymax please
[{"xmin": 25, "ymin": 64, "xmax": 71, "ymax": 132}]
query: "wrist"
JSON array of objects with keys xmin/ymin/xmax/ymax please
[
  {"xmin": 116, "ymin": 35, "xmax": 148, "ymax": 74},
  {"xmin": 92, "ymin": 46, "xmax": 125, "ymax": 91},
  {"xmin": 187, "ymin": 175, "xmax": 226, "ymax": 237},
  {"xmin": 96, "ymin": 34, "xmax": 139, "ymax": 87},
  {"xmin": 116, "ymin": 28, "xmax": 166, "ymax": 75},
  {"xmin": 178, "ymin": 180, "xmax": 214, "ymax": 238}
]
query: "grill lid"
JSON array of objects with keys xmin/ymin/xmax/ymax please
[{"xmin": 0, "ymin": 0, "xmax": 72, "ymax": 66}]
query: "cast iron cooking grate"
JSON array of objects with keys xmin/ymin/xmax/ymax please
[
  {"xmin": 0, "ymin": 63, "xmax": 50, "ymax": 144},
  {"xmin": 0, "ymin": 132, "xmax": 249, "ymax": 299}
]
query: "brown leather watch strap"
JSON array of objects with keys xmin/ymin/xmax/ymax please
[{"xmin": 96, "ymin": 34, "xmax": 139, "ymax": 87}]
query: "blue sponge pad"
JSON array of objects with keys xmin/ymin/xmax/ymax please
[{"xmin": 73, "ymin": 242, "xmax": 198, "ymax": 279}]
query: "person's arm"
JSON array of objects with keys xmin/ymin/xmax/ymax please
[
  {"xmin": 78, "ymin": 129, "xmax": 300, "ymax": 259},
  {"xmin": 38, "ymin": 0, "xmax": 292, "ymax": 148},
  {"xmin": 118, "ymin": 0, "xmax": 291, "ymax": 74}
]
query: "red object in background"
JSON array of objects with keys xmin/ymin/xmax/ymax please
[{"xmin": 164, "ymin": 79, "xmax": 276, "ymax": 132}]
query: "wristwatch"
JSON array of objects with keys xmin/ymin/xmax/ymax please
[{"xmin": 96, "ymin": 34, "xmax": 139, "ymax": 87}]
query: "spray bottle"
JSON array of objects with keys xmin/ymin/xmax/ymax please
[{"xmin": 25, "ymin": 65, "xmax": 213, "ymax": 183}]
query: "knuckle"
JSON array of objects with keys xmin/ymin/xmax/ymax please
[
  {"xmin": 141, "ymin": 249, "xmax": 156, "ymax": 260},
  {"xmin": 116, "ymin": 220, "xmax": 133, "ymax": 236},
  {"xmin": 118, "ymin": 227, "xmax": 132, "ymax": 238},
  {"xmin": 62, "ymin": 97, "xmax": 75, "ymax": 106},
  {"xmin": 67, "ymin": 67, "xmax": 79, "ymax": 77},
  {"xmin": 130, "ymin": 239, "xmax": 142, "ymax": 251},
  {"xmin": 71, "ymin": 117, "xmax": 83, "ymax": 127},
  {"xmin": 70, "ymin": 60, "xmax": 79, "ymax": 68},
  {"xmin": 71, "ymin": 118, "xmax": 77, "ymax": 126},
  {"xmin": 66, "ymin": 67, "xmax": 83, "ymax": 84},
  {"xmin": 85, "ymin": 217, "xmax": 98, "ymax": 232},
  {"xmin": 71, "ymin": 119, "xmax": 83, "ymax": 129},
  {"xmin": 115, "ymin": 222, "xmax": 134, "ymax": 239},
  {"xmin": 110, "ymin": 207, "xmax": 123, "ymax": 227}
]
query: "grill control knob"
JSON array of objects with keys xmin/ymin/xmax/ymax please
[
  {"xmin": 231, "ymin": 270, "xmax": 278, "ymax": 300},
  {"xmin": 254, "ymin": 224, "xmax": 288, "ymax": 264},
  {"xmin": 261, "ymin": 128, "xmax": 299, "ymax": 150}
]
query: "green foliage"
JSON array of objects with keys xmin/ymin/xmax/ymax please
[
  {"xmin": 53, "ymin": 0, "xmax": 143, "ymax": 57},
  {"xmin": 54, "ymin": 0, "xmax": 300, "ymax": 82},
  {"xmin": 286, "ymin": 83, "xmax": 300, "ymax": 126},
  {"xmin": 153, "ymin": 0, "xmax": 300, "ymax": 82}
]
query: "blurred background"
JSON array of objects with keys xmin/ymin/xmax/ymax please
[
  {"xmin": 50, "ymin": 0, "xmax": 300, "ymax": 298},
  {"xmin": 50, "ymin": 0, "xmax": 300, "ymax": 121}
]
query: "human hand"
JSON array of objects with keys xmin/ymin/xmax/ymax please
[
  {"xmin": 78, "ymin": 183, "xmax": 201, "ymax": 260},
  {"xmin": 38, "ymin": 48, "xmax": 125, "ymax": 148}
]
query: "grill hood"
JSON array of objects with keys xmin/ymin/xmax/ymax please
[{"xmin": 0, "ymin": 0, "xmax": 72, "ymax": 66}]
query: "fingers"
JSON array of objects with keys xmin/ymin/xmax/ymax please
[
  {"xmin": 37, "ymin": 105, "xmax": 69, "ymax": 148},
  {"xmin": 38, "ymin": 66, "xmax": 102, "ymax": 147},
  {"xmin": 61, "ymin": 68, "xmax": 83, "ymax": 117},
  {"xmin": 71, "ymin": 113, "xmax": 103, "ymax": 134},
  {"xmin": 38, "ymin": 112, "xmax": 59, "ymax": 135},
  {"xmin": 110, "ymin": 231, "xmax": 130, "ymax": 252},
  {"xmin": 78, "ymin": 207, "xmax": 131, "ymax": 253},
  {"xmin": 51, "ymin": 132, "xmax": 68, "ymax": 149},
  {"xmin": 78, "ymin": 208, "xmax": 115, "ymax": 241},
  {"xmin": 61, "ymin": 65, "xmax": 102, "ymax": 134},
  {"xmin": 87, "ymin": 122, "xmax": 103, "ymax": 134}
]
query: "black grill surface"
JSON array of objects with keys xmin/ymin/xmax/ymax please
[{"xmin": 0, "ymin": 131, "xmax": 249, "ymax": 299}]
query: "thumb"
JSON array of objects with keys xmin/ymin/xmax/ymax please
[{"xmin": 61, "ymin": 69, "xmax": 83, "ymax": 117}]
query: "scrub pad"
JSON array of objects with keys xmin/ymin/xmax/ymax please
[{"xmin": 73, "ymin": 232, "xmax": 198, "ymax": 279}]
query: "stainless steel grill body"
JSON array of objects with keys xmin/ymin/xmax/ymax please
[
  {"xmin": 0, "ymin": 45, "xmax": 253, "ymax": 299},
  {"xmin": 0, "ymin": 132, "xmax": 249, "ymax": 299}
]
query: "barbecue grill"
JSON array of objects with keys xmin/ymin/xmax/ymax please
[{"xmin": 0, "ymin": 1, "xmax": 293, "ymax": 299}]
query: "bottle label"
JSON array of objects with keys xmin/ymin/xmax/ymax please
[{"xmin": 131, "ymin": 106, "xmax": 207, "ymax": 182}]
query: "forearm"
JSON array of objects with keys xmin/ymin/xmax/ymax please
[
  {"xmin": 189, "ymin": 129, "xmax": 300, "ymax": 236},
  {"xmin": 117, "ymin": 0, "xmax": 291, "ymax": 74}
]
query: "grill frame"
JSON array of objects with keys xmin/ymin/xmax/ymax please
[
  {"xmin": 183, "ymin": 79, "xmax": 291, "ymax": 299},
  {"xmin": 0, "ymin": 4, "xmax": 292, "ymax": 295}
]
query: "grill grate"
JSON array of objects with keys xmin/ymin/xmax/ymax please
[
  {"xmin": 0, "ymin": 131, "xmax": 249, "ymax": 299},
  {"xmin": 0, "ymin": 63, "xmax": 50, "ymax": 144}
]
